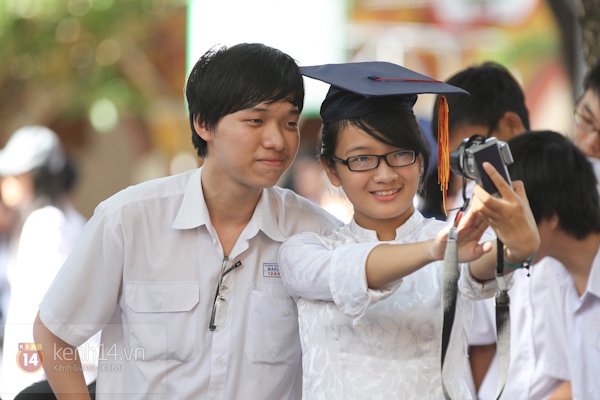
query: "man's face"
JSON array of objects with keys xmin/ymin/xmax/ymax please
[
  {"xmin": 573, "ymin": 89, "xmax": 600, "ymax": 160},
  {"xmin": 198, "ymin": 100, "xmax": 301, "ymax": 191},
  {"xmin": 449, "ymin": 122, "xmax": 489, "ymax": 155}
]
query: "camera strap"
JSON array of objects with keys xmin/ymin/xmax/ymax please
[
  {"xmin": 441, "ymin": 230, "xmax": 511, "ymax": 400},
  {"xmin": 441, "ymin": 224, "xmax": 459, "ymax": 400},
  {"xmin": 494, "ymin": 238, "xmax": 511, "ymax": 399}
]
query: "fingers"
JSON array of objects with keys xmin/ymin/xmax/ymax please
[
  {"xmin": 454, "ymin": 210, "xmax": 463, "ymax": 226},
  {"xmin": 472, "ymin": 241, "xmax": 493, "ymax": 260},
  {"xmin": 481, "ymin": 162, "xmax": 513, "ymax": 197},
  {"xmin": 481, "ymin": 241, "xmax": 493, "ymax": 253},
  {"xmin": 510, "ymin": 180, "xmax": 530, "ymax": 202},
  {"xmin": 459, "ymin": 208, "xmax": 488, "ymax": 233}
]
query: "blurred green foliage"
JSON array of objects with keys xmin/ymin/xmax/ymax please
[{"xmin": 0, "ymin": 0, "xmax": 186, "ymax": 130}]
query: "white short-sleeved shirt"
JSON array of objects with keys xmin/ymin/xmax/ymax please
[
  {"xmin": 279, "ymin": 211, "xmax": 503, "ymax": 400},
  {"xmin": 38, "ymin": 167, "xmax": 342, "ymax": 400},
  {"xmin": 471, "ymin": 158, "xmax": 600, "ymax": 399},
  {"xmin": 541, "ymin": 249, "xmax": 600, "ymax": 399},
  {"xmin": 472, "ymin": 259, "xmax": 568, "ymax": 400},
  {"xmin": 462, "ymin": 173, "xmax": 567, "ymax": 400},
  {"xmin": 0, "ymin": 204, "xmax": 89, "ymax": 400}
]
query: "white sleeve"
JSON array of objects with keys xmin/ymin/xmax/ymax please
[
  {"xmin": 279, "ymin": 233, "xmax": 401, "ymax": 319},
  {"xmin": 38, "ymin": 202, "xmax": 124, "ymax": 347}
]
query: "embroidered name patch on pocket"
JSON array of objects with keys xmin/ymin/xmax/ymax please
[{"xmin": 263, "ymin": 263, "xmax": 280, "ymax": 277}]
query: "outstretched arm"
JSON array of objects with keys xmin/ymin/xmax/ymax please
[{"xmin": 366, "ymin": 212, "xmax": 491, "ymax": 289}]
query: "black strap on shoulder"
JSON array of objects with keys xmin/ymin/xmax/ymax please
[{"xmin": 494, "ymin": 238, "xmax": 511, "ymax": 399}]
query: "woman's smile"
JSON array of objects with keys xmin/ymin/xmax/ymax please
[{"xmin": 370, "ymin": 187, "xmax": 401, "ymax": 200}]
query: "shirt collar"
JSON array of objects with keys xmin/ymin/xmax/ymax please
[
  {"xmin": 347, "ymin": 210, "xmax": 425, "ymax": 242},
  {"xmin": 171, "ymin": 167, "xmax": 286, "ymax": 242},
  {"xmin": 587, "ymin": 246, "xmax": 600, "ymax": 298},
  {"xmin": 172, "ymin": 168, "xmax": 210, "ymax": 230},
  {"xmin": 255, "ymin": 189, "xmax": 287, "ymax": 242}
]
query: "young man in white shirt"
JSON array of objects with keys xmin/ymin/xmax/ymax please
[
  {"xmin": 32, "ymin": 43, "xmax": 342, "ymax": 400},
  {"xmin": 503, "ymin": 130, "xmax": 600, "ymax": 399}
]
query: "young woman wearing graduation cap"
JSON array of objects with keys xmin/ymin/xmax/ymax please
[{"xmin": 278, "ymin": 62, "xmax": 539, "ymax": 399}]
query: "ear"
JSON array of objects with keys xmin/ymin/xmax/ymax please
[
  {"xmin": 321, "ymin": 159, "xmax": 342, "ymax": 188},
  {"xmin": 193, "ymin": 117, "xmax": 213, "ymax": 142},
  {"xmin": 548, "ymin": 212, "xmax": 560, "ymax": 230},
  {"xmin": 494, "ymin": 111, "xmax": 525, "ymax": 141}
]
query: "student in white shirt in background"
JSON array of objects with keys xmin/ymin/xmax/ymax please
[
  {"xmin": 503, "ymin": 130, "xmax": 600, "ymax": 399},
  {"xmin": 0, "ymin": 126, "xmax": 91, "ymax": 400},
  {"xmin": 419, "ymin": 61, "xmax": 529, "ymax": 221},
  {"xmin": 33, "ymin": 43, "xmax": 342, "ymax": 400}
]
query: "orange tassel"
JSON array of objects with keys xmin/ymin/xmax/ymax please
[{"xmin": 437, "ymin": 95, "xmax": 450, "ymax": 216}]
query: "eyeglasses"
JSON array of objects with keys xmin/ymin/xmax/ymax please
[
  {"xmin": 209, "ymin": 258, "xmax": 242, "ymax": 331},
  {"xmin": 331, "ymin": 149, "xmax": 416, "ymax": 172},
  {"xmin": 574, "ymin": 111, "xmax": 600, "ymax": 134}
]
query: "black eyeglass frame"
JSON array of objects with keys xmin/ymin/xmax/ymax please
[
  {"xmin": 331, "ymin": 149, "xmax": 417, "ymax": 172},
  {"xmin": 574, "ymin": 111, "xmax": 600, "ymax": 135}
]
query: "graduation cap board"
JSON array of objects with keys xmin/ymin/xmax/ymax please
[{"xmin": 300, "ymin": 61, "xmax": 469, "ymax": 215}]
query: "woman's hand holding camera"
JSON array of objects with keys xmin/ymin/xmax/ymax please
[{"xmin": 469, "ymin": 162, "xmax": 539, "ymax": 266}]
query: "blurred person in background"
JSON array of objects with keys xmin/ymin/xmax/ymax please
[
  {"xmin": 419, "ymin": 61, "xmax": 529, "ymax": 220},
  {"xmin": 573, "ymin": 60, "xmax": 600, "ymax": 191},
  {"xmin": 0, "ymin": 126, "xmax": 92, "ymax": 400},
  {"xmin": 286, "ymin": 153, "xmax": 353, "ymax": 223},
  {"xmin": 0, "ymin": 193, "xmax": 18, "ymax": 338}
]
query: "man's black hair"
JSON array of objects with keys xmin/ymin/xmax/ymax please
[
  {"xmin": 582, "ymin": 60, "xmax": 600, "ymax": 99},
  {"xmin": 508, "ymin": 130, "xmax": 600, "ymax": 239},
  {"xmin": 421, "ymin": 61, "xmax": 530, "ymax": 220},
  {"xmin": 431, "ymin": 61, "xmax": 530, "ymax": 140},
  {"xmin": 185, "ymin": 43, "xmax": 304, "ymax": 158}
]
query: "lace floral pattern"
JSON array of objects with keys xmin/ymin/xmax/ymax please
[{"xmin": 280, "ymin": 211, "xmax": 500, "ymax": 399}]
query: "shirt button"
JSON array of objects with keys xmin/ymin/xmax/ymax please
[
  {"xmin": 283, "ymin": 310, "xmax": 290, "ymax": 316},
  {"xmin": 216, "ymin": 357, "xmax": 224, "ymax": 365}
]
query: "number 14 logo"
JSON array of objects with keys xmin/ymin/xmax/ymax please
[{"xmin": 17, "ymin": 343, "xmax": 45, "ymax": 373}]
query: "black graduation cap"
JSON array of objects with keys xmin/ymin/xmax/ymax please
[
  {"xmin": 300, "ymin": 61, "xmax": 469, "ymax": 216},
  {"xmin": 300, "ymin": 61, "xmax": 468, "ymax": 124}
]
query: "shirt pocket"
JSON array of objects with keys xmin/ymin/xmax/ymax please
[
  {"xmin": 125, "ymin": 281, "xmax": 199, "ymax": 362},
  {"xmin": 244, "ymin": 283, "xmax": 301, "ymax": 366}
]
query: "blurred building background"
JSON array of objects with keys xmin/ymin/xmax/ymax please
[{"xmin": 0, "ymin": 0, "xmax": 598, "ymax": 219}]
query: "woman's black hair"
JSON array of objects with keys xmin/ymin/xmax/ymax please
[{"xmin": 318, "ymin": 108, "xmax": 431, "ymax": 193}]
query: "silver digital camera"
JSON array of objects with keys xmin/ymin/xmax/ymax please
[{"xmin": 449, "ymin": 135, "xmax": 513, "ymax": 197}]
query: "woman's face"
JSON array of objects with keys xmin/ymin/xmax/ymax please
[{"xmin": 323, "ymin": 124, "xmax": 423, "ymax": 236}]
